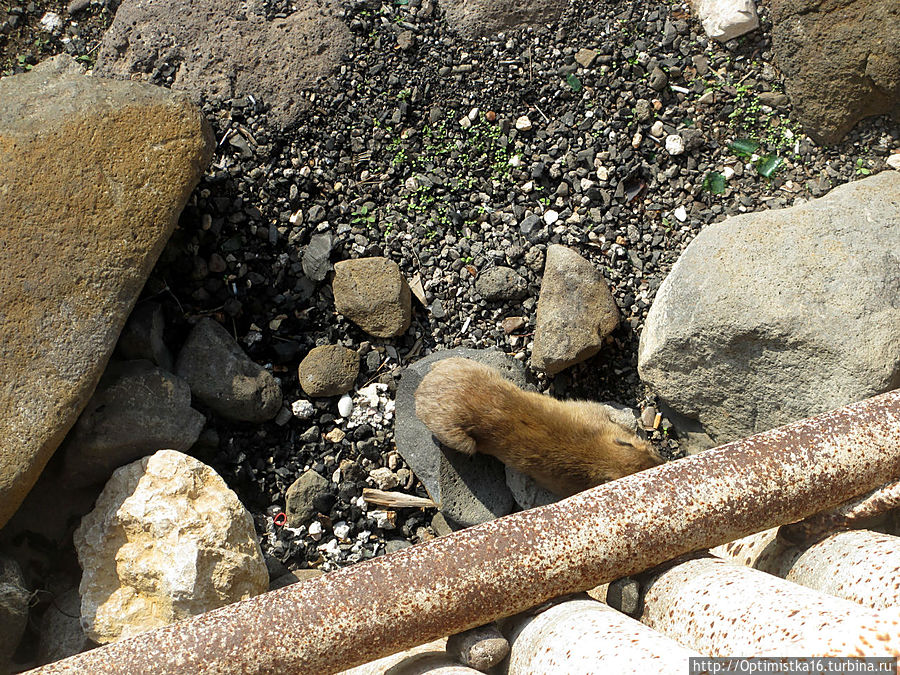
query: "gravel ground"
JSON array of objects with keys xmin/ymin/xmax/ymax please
[{"xmin": 3, "ymin": 0, "xmax": 898, "ymax": 580}]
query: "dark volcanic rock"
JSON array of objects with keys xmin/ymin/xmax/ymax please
[
  {"xmin": 176, "ymin": 318, "xmax": 282, "ymax": 422},
  {"xmin": 93, "ymin": 0, "xmax": 351, "ymax": 129},
  {"xmin": 771, "ymin": 0, "xmax": 900, "ymax": 144},
  {"xmin": 442, "ymin": 0, "xmax": 567, "ymax": 38}
]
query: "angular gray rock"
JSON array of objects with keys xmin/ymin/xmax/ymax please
[
  {"xmin": 532, "ymin": 245, "xmax": 620, "ymax": 375},
  {"xmin": 298, "ymin": 345, "xmax": 360, "ymax": 397},
  {"xmin": 61, "ymin": 360, "xmax": 205, "ymax": 488},
  {"xmin": 0, "ymin": 555, "xmax": 28, "ymax": 674},
  {"xmin": 285, "ymin": 470, "xmax": 331, "ymax": 527},
  {"xmin": 0, "ymin": 54, "xmax": 213, "ymax": 529},
  {"xmin": 639, "ymin": 172, "xmax": 900, "ymax": 443},
  {"xmin": 475, "ymin": 266, "xmax": 528, "ymax": 302},
  {"xmin": 333, "ymin": 257, "xmax": 412, "ymax": 338},
  {"xmin": 442, "ymin": 0, "xmax": 567, "ymax": 39},
  {"xmin": 302, "ymin": 232, "xmax": 334, "ymax": 282},
  {"xmin": 115, "ymin": 302, "xmax": 174, "ymax": 372},
  {"xmin": 395, "ymin": 349, "xmax": 517, "ymax": 529},
  {"xmin": 93, "ymin": 0, "xmax": 351, "ymax": 129},
  {"xmin": 176, "ymin": 318, "xmax": 282, "ymax": 422},
  {"xmin": 771, "ymin": 0, "xmax": 899, "ymax": 145}
]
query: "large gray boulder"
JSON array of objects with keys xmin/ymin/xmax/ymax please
[
  {"xmin": 638, "ymin": 172, "xmax": 900, "ymax": 443},
  {"xmin": 771, "ymin": 0, "xmax": 899, "ymax": 145},
  {"xmin": 93, "ymin": 0, "xmax": 350, "ymax": 129},
  {"xmin": 0, "ymin": 55, "xmax": 213, "ymax": 529}
]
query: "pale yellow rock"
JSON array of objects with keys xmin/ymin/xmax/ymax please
[{"xmin": 73, "ymin": 450, "xmax": 268, "ymax": 644}]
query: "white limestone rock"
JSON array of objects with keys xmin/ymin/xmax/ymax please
[
  {"xmin": 73, "ymin": 449, "xmax": 268, "ymax": 644},
  {"xmin": 691, "ymin": 0, "xmax": 759, "ymax": 42}
]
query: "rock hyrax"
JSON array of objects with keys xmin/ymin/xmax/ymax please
[{"xmin": 415, "ymin": 358, "xmax": 663, "ymax": 497}]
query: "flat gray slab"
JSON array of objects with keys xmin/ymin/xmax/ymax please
[{"xmin": 395, "ymin": 348, "xmax": 521, "ymax": 528}]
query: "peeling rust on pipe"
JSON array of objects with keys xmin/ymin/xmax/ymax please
[
  {"xmin": 28, "ymin": 390, "xmax": 900, "ymax": 674},
  {"xmin": 640, "ymin": 555, "xmax": 900, "ymax": 656},
  {"xmin": 716, "ymin": 528, "xmax": 900, "ymax": 610}
]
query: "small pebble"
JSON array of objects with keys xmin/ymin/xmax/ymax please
[
  {"xmin": 274, "ymin": 406, "xmax": 293, "ymax": 426},
  {"xmin": 325, "ymin": 428, "xmax": 346, "ymax": 443},
  {"xmin": 515, "ymin": 116, "xmax": 532, "ymax": 131},
  {"xmin": 650, "ymin": 121, "xmax": 665, "ymax": 138},
  {"xmin": 370, "ymin": 467, "xmax": 400, "ymax": 490},
  {"xmin": 333, "ymin": 521, "xmax": 351, "ymax": 540},
  {"xmin": 502, "ymin": 316, "xmax": 526, "ymax": 334},
  {"xmin": 665, "ymin": 134, "xmax": 685, "ymax": 156},
  {"xmin": 291, "ymin": 399, "xmax": 315, "ymax": 419},
  {"xmin": 674, "ymin": 205, "xmax": 688, "ymax": 222},
  {"xmin": 337, "ymin": 394, "xmax": 353, "ymax": 418},
  {"xmin": 370, "ymin": 510, "xmax": 397, "ymax": 529},
  {"xmin": 39, "ymin": 11, "xmax": 62, "ymax": 32}
]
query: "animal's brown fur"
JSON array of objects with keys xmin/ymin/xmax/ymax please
[{"xmin": 414, "ymin": 357, "xmax": 664, "ymax": 497}]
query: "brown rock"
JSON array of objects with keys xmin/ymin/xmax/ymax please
[
  {"xmin": 532, "ymin": 245, "xmax": 620, "ymax": 375},
  {"xmin": 575, "ymin": 48, "xmax": 598, "ymax": 68},
  {"xmin": 298, "ymin": 345, "xmax": 360, "ymax": 397},
  {"xmin": 333, "ymin": 257, "xmax": 412, "ymax": 338},
  {"xmin": 771, "ymin": 0, "xmax": 900, "ymax": 145},
  {"xmin": 502, "ymin": 316, "xmax": 526, "ymax": 334},
  {"xmin": 0, "ymin": 55, "xmax": 213, "ymax": 528}
]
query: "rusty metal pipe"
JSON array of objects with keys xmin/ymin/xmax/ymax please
[
  {"xmin": 715, "ymin": 528, "xmax": 900, "ymax": 610},
  {"xmin": 640, "ymin": 555, "xmax": 900, "ymax": 655},
  {"xmin": 779, "ymin": 479, "xmax": 900, "ymax": 544},
  {"xmin": 29, "ymin": 390, "xmax": 900, "ymax": 674}
]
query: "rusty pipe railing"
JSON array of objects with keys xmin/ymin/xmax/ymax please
[{"xmin": 29, "ymin": 390, "xmax": 900, "ymax": 674}]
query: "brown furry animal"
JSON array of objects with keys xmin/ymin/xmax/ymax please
[{"xmin": 414, "ymin": 358, "xmax": 663, "ymax": 497}]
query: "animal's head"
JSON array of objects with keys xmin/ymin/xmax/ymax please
[{"xmin": 569, "ymin": 400, "xmax": 665, "ymax": 478}]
